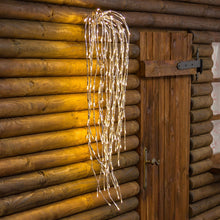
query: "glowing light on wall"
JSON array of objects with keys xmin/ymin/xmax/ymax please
[{"xmin": 85, "ymin": 9, "xmax": 130, "ymax": 209}]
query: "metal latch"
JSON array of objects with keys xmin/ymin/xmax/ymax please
[
  {"xmin": 146, "ymin": 158, "xmax": 160, "ymax": 166},
  {"xmin": 177, "ymin": 50, "xmax": 203, "ymax": 80}
]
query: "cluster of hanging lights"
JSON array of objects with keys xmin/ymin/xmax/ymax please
[{"xmin": 85, "ymin": 9, "xmax": 130, "ymax": 209}]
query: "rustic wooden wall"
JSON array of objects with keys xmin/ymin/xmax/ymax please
[
  {"xmin": 189, "ymin": 31, "xmax": 220, "ymax": 220},
  {"xmin": 0, "ymin": 1, "xmax": 141, "ymax": 219},
  {"xmin": 1, "ymin": 0, "xmax": 220, "ymax": 219}
]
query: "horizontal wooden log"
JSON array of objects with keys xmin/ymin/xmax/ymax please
[
  {"xmin": 190, "ymin": 159, "xmax": 213, "ymax": 176},
  {"xmin": 192, "ymin": 30, "xmax": 220, "ymax": 44},
  {"xmin": 0, "ymin": 120, "xmax": 139, "ymax": 158},
  {"xmin": 60, "ymin": 197, "xmax": 138, "ymax": 220},
  {"xmin": 190, "ymin": 193, "xmax": 220, "ymax": 217},
  {"xmin": 177, "ymin": 0, "xmax": 220, "ymax": 6},
  {"xmin": 191, "ymin": 83, "xmax": 213, "ymax": 97},
  {"xmin": 22, "ymin": 0, "xmax": 220, "ymax": 19},
  {"xmin": 191, "ymin": 70, "xmax": 213, "ymax": 83},
  {"xmin": 190, "ymin": 205, "xmax": 220, "ymax": 220},
  {"xmin": 1, "ymin": 181, "xmax": 139, "ymax": 220},
  {"xmin": 0, "ymin": 90, "xmax": 141, "ymax": 118},
  {"xmin": 190, "ymin": 134, "xmax": 213, "ymax": 150},
  {"xmin": 123, "ymin": 12, "xmax": 220, "ymax": 31},
  {"xmin": 190, "ymin": 182, "xmax": 220, "ymax": 202},
  {"xmin": 190, "ymin": 172, "xmax": 220, "ymax": 189},
  {"xmin": 0, "ymin": 75, "xmax": 140, "ymax": 98},
  {"xmin": 190, "ymin": 121, "xmax": 213, "ymax": 136},
  {"xmin": 190, "ymin": 147, "xmax": 213, "ymax": 163},
  {"xmin": 0, "ymin": 151, "xmax": 139, "ymax": 197},
  {"xmin": 0, "ymin": 19, "xmax": 139, "ymax": 43},
  {"xmin": 191, "ymin": 95, "xmax": 213, "ymax": 110},
  {"xmin": 0, "ymin": 59, "xmax": 139, "ymax": 77},
  {"xmin": 3, "ymin": 1, "xmax": 220, "ymax": 31},
  {"xmin": 0, "ymin": 105, "xmax": 140, "ymax": 138},
  {"xmin": 0, "ymin": 135, "xmax": 138, "ymax": 177},
  {"xmin": 201, "ymin": 58, "xmax": 213, "ymax": 70},
  {"xmin": 109, "ymin": 211, "xmax": 139, "ymax": 220},
  {"xmin": 0, "ymin": 39, "xmax": 139, "ymax": 59},
  {"xmin": 0, "ymin": 167, "xmax": 139, "ymax": 216},
  {"xmin": 192, "ymin": 44, "xmax": 213, "ymax": 57},
  {"xmin": 190, "ymin": 108, "xmax": 213, "ymax": 123},
  {"xmin": 0, "ymin": 0, "xmax": 90, "ymax": 24}
]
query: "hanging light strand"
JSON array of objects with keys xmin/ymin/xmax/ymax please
[{"xmin": 85, "ymin": 9, "xmax": 130, "ymax": 209}]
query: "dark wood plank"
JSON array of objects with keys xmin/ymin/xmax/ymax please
[
  {"xmin": 158, "ymin": 32, "xmax": 170, "ymax": 220},
  {"xmin": 139, "ymin": 31, "xmax": 191, "ymax": 220},
  {"xmin": 141, "ymin": 60, "xmax": 195, "ymax": 77}
]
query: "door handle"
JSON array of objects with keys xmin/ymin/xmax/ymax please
[
  {"xmin": 146, "ymin": 158, "xmax": 160, "ymax": 166},
  {"xmin": 144, "ymin": 147, "xmax": 160, "ymax": 188}
]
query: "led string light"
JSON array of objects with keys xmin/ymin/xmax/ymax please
[{"xmin": 85, "ymin": 9, "xmax": 130, "ymax": 209}]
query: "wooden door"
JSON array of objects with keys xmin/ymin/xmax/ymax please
[{"xmin": 139, "ymin": 32, "xmax": 193, "ymax": 220}]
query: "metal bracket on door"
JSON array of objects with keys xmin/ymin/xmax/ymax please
[{"xmin": 177, "ymin": 50, "xmax": 203, "ymax": 80}]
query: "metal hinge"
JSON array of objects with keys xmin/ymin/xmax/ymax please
[{"xmin": 177, "ymin": 50, "xmax": 203, "ymax": 80}]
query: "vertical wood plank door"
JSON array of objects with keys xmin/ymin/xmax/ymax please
[{"xmin": 139, "ymin": 32, "xmax": 192, "ymax": 220}]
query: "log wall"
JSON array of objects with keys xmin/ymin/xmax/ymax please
[
  {"xmin": 1, "ymin": 0, "xmax": 220, "ymax": 219},
  {"xmin": 0, "ymin": 1, "xmax": 141, "ymax": 219},
  {"xmin": 189, "ymin": 31, "xmax": 220, "ymax": 219}
]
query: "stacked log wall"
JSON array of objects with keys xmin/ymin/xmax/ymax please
[
  {"xmin": 1, "ymin": 0, "xmax": 220, "ymax": 219},
  {"xmin": 189, "ymin": 31, "xmax": 220, "ymax": 220},
  {"xmin": 0, "ymin": 1, "xmax": 141, "ymax": 219}
]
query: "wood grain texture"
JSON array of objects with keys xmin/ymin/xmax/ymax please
[
  {"xmin": 0, "ymin": 39, "xmax": 139, "ymax": 59},
  {"xmin": 1, "ymin": 181, "xmax": 140, "ymax": 220},
  {"xmin": 60, "ymin": 197, "xmax": 138, "ymax": 220},
  {"xmin": 190, "ymin": 183, "xmax": 220, "ymax": 202},
  {"xmin": 192, "ymin": 30, "xmax": 220, "ymax": 44},
  {"xmin": 0, "ymin": 75, "xmax": 140, "ymax": 98},
  {"xmin": 0, "ymin": 106, "xmax": 140, "ymax": 138},
  {"xmin": 191, "ymin": 83, "xmax": 213, "ymax": 97},
  {"xmin": 108, "ymin": 211, "xmax": 140, "ymax": 220},
  {"xmin": 0, "ymin": 19, "xmax": 139, "ymax": 43},
  {"xmin": 190, "ymin": 172, "xmax": 220, "ymax": 189},
  {"xmin": 0, "ymin": 167, "xmax": 139, "ymax": 216},
  {"xmin": 141, "ymin": 60, "xmax": 195, "ymax": 77},
  {"xmin": 190, "ymin": 147, "xmax": 213, "ymax": 163},
  {"xmin": 191, "ymin": 70, "xmax": 213, "ymax": 83},
  {"xmin": 190, "ymin": 205, "xmax": 220, "ymax": 220},
  {"xmin": 190, "ymin": 159, "xmax": 213, "ymax": 176},
  {"xmin": 0, "ymin": 151, "xmax": 139, "ymax": 198},
  {"xmin": 22, "ymin": 0, "xmax": 220, "ymax": 19},
  {"xmin": 139, "ymin": 31, "xmax": 190, "ymax": 220},
  {"xmin": 190, "ymin": 121, "xmax": 213, "ymax": 136},
  {"xmin": 177, "ymin": 0, "xmax": 220, "ymax": 6},
  {"xmin": 0, "ymin": 135, "xmax": 138, "ymax": 177},
  {"xmin": 190, "ymin": 134, "xmax": 213, "ymax": 150},
  {"xmin": 0, "ymin": 90, "xmax": 140, "ymax": 118},
  {"xmin": 1, "ymin": 1, "xmax": 220, "ymax": 31},
  {"xmin": 0, "ymin": 120, "xmax": 139, "ymax": 158},
  {"xmin": 191, "ymin": 95, "xmax": 213, "ymax": 110},
  {"xmin": 190, "ymin": 108, "xmax": 213, "ymax": 123},
  {"xmin": 192, "ymin": 44, "xmax": 213, "ymax": 57},
  {"xmin": 0, "ymin": 59, "xmax": 139, "ymax": 77},
  {"xmin": 190, "ymin": 193, "xmax": 220, "ymax": 217}
]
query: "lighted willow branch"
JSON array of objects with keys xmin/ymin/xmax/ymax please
[{"xmin": 85, "ymin": 9, "xmax": 130, "ymax": 209}]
